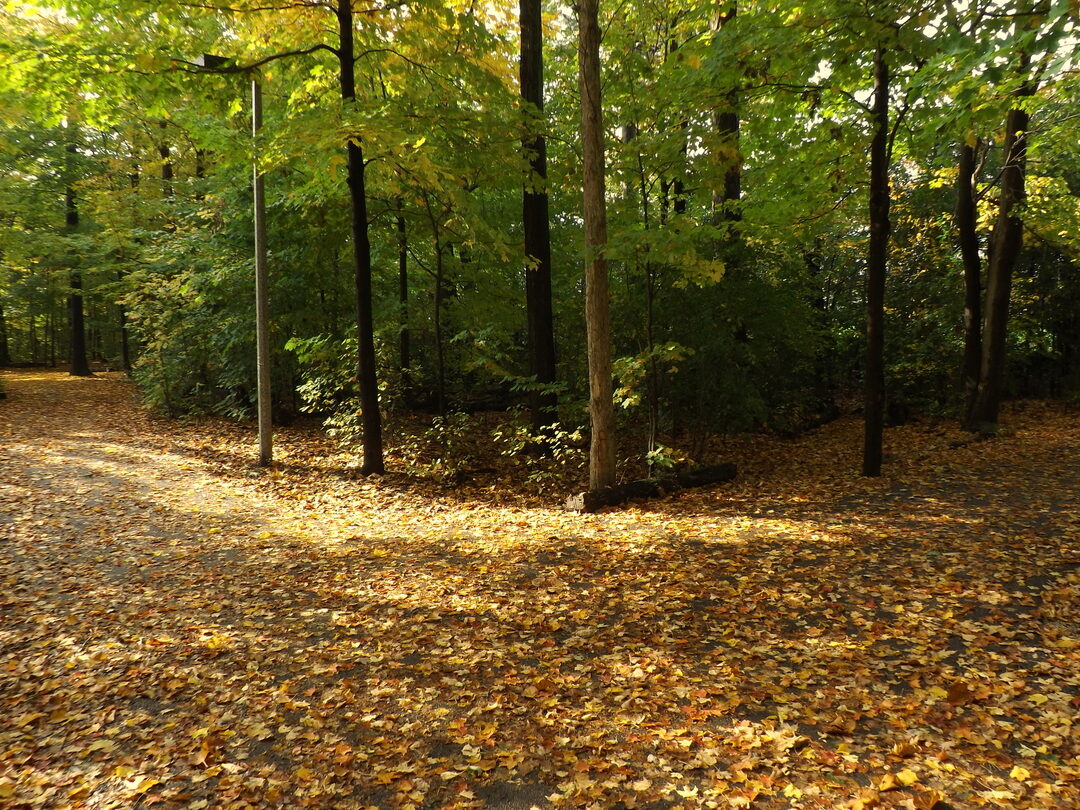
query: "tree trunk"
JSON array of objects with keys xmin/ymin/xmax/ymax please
[
  {"xmin": 636, "ymin": 152, "xmax": 659, "ymax": 463},
  {"xmin": 434, "ymin": 242, "xmax": 447, "ymax": 416},
  {"xmin": 520, "ymin": 0, "xmax": 558, "ymax": 432},
  {"xmin": 956, "ymin": 140, "xmax": 983, "ymax": 421},
  {"xmin": 578, "ymin": 0, "xmax": 616, "ymax": 490},
  {"xmin": 396, "ymin": 203, "xmax": 411, "ymax": 397},
  {"xmin": 159, "ymin": 121, "xmax": 173, "ymax": 199},
  {"xmin": 862, "ymin": 47, "xmax": 889, "ymax": 477},
  {"xmin": 252, "ymin": 78, "xmax": 273, "ymax": 467},
  {"xmin": 66, "ymin": 140, "xmax": 91, "ymax": 377},
  {"xmin": 118, "ymin": 271, "xmax": 131, "ymax": 371},
  {"xmin": 0, "ymin": 302, "xmax": 10, "ymax": 366},
  {"xmin": 337, "ymin": 0, "xmax": 384, "ymax": 473},
  {"xmin": 710, "ymin": 4, "xmax": 740, "ymax": 230},
  {"xmin": 28, "ymin": 311, "xmax": 35, "ymax": 364},
  {"xmin": 968, "ymin": 100, "xmax": 1031, "ymax": 434},
  {"xmin": 68, "ymin": 273, "xmax": 91, "ymax": 376}
]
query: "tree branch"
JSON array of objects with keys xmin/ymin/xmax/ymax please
[{"xmin": 172, "ymin": 42, "xmax": 339, "ymax": 73}]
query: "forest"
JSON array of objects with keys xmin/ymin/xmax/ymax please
[
  {"xmin": 1, "ymin": 0, "xmax": 1077, "ymax": 489},
  {"xmin": 3, "ymin": 3, "xmax": 1080, "ymax": 808}
]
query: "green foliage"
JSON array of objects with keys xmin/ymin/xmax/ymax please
[
  {"xmin": 397, "ymin": 411, "xmax": 482, "ymax": 480},
  {"xmin": 1, "ymin": 0, "xmax": 1077, "ymax": 467},
  {"xmin": 491, "ymin": 416, "xmax": 587, "ymax": 492},
  {"xmin": 286, "ymin": 334, "xmax": 363, "ymax": 440}
]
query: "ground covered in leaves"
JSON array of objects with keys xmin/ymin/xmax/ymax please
[{"xmin": 2, "ymin": 370, "xmax": 1079, "ymax": 810}]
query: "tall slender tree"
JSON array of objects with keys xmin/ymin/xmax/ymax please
[
  {"xmin": 65, "ymin": 135, "xmax": 91, "ymax": 377},
  {"xmin": 520, "ymin": 0, "xmax": 558, "ymax": 432},
  {"xmin": 335, "ymin": 0, "xmax": 384, "ymax": 473},
  {"xmin": 578, "ymin": 0, "xmax": 616, "ymax": 490},
  {"xmin": 957, "ymin": 139, "xmax": 984, "ymax": 421},
  {"xmin": 862, "ymin": 46, "xmax": 889, "ymax": 476}
]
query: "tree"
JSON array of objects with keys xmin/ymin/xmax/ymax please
[
  {"xmin": 578, "ymin": 0, "xmax": 616, "ymax": 490},
  {"xmin": 520, "ymin": 0, "xmax": 558, "ymax": 433},
  {"xmin": 957, "ymin": 137, "xmax": 984, "ymax": 421},
  {"xmin": 335, "ymin": 0, "xmax": 384, "ymax": 473},
  {"xmin": 965, "ymin": 3, "xmax": 1070, "ymax": 433},
  {"xmin": 967, "ymin": 83, "xmax": 1033, "ymax": 433},
  {"xmin": 862, "ymin": 46, "xmax": 889, "ymax": 476}
]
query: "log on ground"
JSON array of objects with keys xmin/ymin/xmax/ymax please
[{"xmin": 565, "ymin": 463, "xmax": 736, "ymax": 513}]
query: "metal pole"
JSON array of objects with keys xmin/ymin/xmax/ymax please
[{"xmin": 252, "ymin": 76, "xmax": 272, "ymax": 466}]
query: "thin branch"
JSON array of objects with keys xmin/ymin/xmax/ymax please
[
  {"xmin": 177, "ymin": 1, "xmax": 336, "ymax": 13},
  {"xmin": 172, "ymin": 43, "xmax": 339, "ymax": 73}
]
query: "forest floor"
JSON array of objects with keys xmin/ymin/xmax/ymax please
[{"xmin": 1, "ymin": 369, "xmax": 1079, "ymax": 810}]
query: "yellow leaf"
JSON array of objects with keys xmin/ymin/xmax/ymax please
[
  {"xmin": 896, "ymin": 768, "xmax": 919, "ymax": 786},
  {"xmin": 1010, "ymin": 766, "xmax": 1031, "ymax": 782},
  {"xmin": 783, "ymin": 784, "xmax": 803, "ymax": 798},
  {"xmin": 1028, "ymin": 693, "xmax": 1049, "ymax": 706},
  {"xmin": 296, "ymin": 767, "xmax": 315, "ymax": 781},
  {"xmin": 132, "ymin": 777, "xmax": 160, "ymax": 795},
  {"xmin": 114, "ymin": 765, "xmax": 137, "ymax": 779}
]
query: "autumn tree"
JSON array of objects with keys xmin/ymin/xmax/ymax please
[{"xmin": 578, "ymin": 0, "xmax": 616, "ymax": 489}]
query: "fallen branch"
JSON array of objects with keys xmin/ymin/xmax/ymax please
[{"xmin": 565, "ymin": 463, "xmax": 737, "ymax": 513}]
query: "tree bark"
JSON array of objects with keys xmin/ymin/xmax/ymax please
[
  {"xmin": 396, "ymin": 203, "xmax": 411, "ymax": 396},
  {"xmin": 252, "ymin": 78, "xmax": 273, "ymax": 467},
  {"xmin": 66, "ymin": 140, "xmax": 91, "ymax": 377},
  {"xmin": 968, "ymin": 99, "xmax": 1032, "ymax": 434},
  {"xmin": 578, "ymin": 0, "xmax": 616, "ymax": 490},
  {"xmin": 956, "ymin": 140, "xmax": 983, "ymax": 421},
  {"xmin": 0, "ymin": 302, "xmax": 10, "ymax": 366},
  {"xmin": 159, "ymin": 121, "xmax": 173, "ymax": 200},
  {"xmin": 433, "ymin": 242, "xmax": 447, "ymax": 416},
  {"xmin": 337, "ymin": 0, "xmax": 384, "ymax": 473},
  {"xmin": 862, "ymin": 47, "xmax": 889, "ymax": 477},
  {"xmin": 566, "ymin": 463, "xmax": 736, "ymax": 513},
  {"xmin": 636, "ymin": 152, "xmax": 659, "ymax": 463},
  {"xmin": 520, "ymin": 0, "xmax": 558, "ymax": 432},
  {"xmin": 710, "ymin": 3, "xmax": 740, "ymax": 230}
]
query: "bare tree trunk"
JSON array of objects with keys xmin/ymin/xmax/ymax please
[
  {"xmin": 28, "ymin": 310, "xmax": 37, "ymax": 365},
  {"xmin": 118, "ymin": 271, "xmax": 131, "ymax": 371},
  {"xmin": 337, "ymin": 0, "xmax": 384, "ymax": 473},
  {"xmin": 0, "ymin": 302, "xmax": 10, "ymax": 365},
  {"xmin": 956, "ymin": 140, "xmax": 983, "ymax": 421},
  {"xmin": 396, "ymin": 203, "xmax": 411, "ymax": 399},
  {"xmin": 434, "ymin": 244, "xmax": 447, "ymax": 416},
  {"xmin": 862, "ymin": 47, "xmax": 889, "ymax": 477},
  {"xmin": 578, "ymin": 0, "xmax": 616, "ymax": 490},
  {"xmin": 710, "ymin": 3, "xmax": 740, "ymax": 231},
  {"xmin": 159, "ymin": 121, "xmax": 173, "ymax": 200},
  {"xmin": 520, "ymin": 0, "xmax": 559, "ymax": 433},
  {"xmin": 636, "ymin": 153, "xmax": 659, "ymax": 463},
  {"xmin": 66, "ymin": 140, "xmax": 91, "ymax": 377}
]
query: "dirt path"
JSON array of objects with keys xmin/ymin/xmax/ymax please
[{"xmin": 2, "ymin": 370, "xmax": 1079, "ymax": 810}]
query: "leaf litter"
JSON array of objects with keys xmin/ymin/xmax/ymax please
[{"xmin": 1, "ymin": 369, "xmax": 1078, "ymax": 809}]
